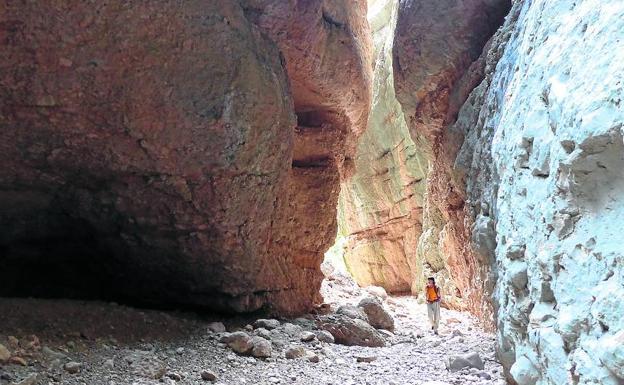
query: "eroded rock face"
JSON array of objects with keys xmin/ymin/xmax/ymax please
[
  {"xmin": 0, "ymin": 0, "xmax": 371, "ymax": 315},
  {"xmin": 392, "ymin": 0, "xmax": 511, "ymax": 312},
  {"xmin": 437, "ymin": 0, "xmax": 624, "ymax": 383},
  {"xmin": 337, "ymin": 0, "xmax": 426, "ymax": 293}
]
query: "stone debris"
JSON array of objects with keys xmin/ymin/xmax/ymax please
[
  {"xmin": 445, "ymin": 352, "xmax": 484, "ymax": 372},
  {"xmin": 250, "ymin": 337, "xmax": 272, "ymax": 358},
  {"xmin": 200, "ymin": 369, "xmax": 217, "ymax": 381},
  {"xmin": 315, "ymin": 330, "xmax": 335, "ymax": 343},
  {"xmin": 0, "ymin": 344, "xmax": 10, "ymax": 362},
  {"xmin": 207, "ymin": 322, "xmax": 227, "ymax": 333},
  {"xmin": 284, "ymin": 345, "xmax": 306, "ymax": 359},
  {"xmin": 299, "ymin": 331, "xmax": 316, "ymax": 342},
  {"xmin": 253, "ymin": 319, "xmax": 281, "ymax": 330},
  {"xmin": 224, "ymin": 332, "xmax": 254, "ymax": 355}
]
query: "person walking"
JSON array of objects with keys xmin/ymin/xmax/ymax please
[{"xmin": 425, "ymin": 277, "xmax": 441, "ymax": 334}]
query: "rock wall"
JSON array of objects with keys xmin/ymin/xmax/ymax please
[
  {"xmin": 454, "ymin": 1, "xmax": 624, "ymax": 384},
  {"xmin": 337, "ymin": 0, "xmax": 427, "ymax": 294},
  {"xmin": 392, "ymin": 0, "xmax": 511, "ymax": 311},
  {"xmin": 0, "ymin": 0, "xmax": 371, "ymax": 315}
]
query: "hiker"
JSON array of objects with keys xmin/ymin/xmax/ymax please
[{"xmin": 425, "ymin": 277, "xmax": 441, "ymax": 334}]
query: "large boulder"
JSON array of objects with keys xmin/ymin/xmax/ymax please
[
  {"xmin": 317, "ymin": 314, "xmax": 385, "ymax": 347},
  {"xmin": 358, "ymin": 296, "xmax": 395, "ymax": 331}
]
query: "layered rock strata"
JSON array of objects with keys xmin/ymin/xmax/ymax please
[
  {"xmin": 0, "ymin": 0, "xmax": 371, "ymax": 314},
  {"xmin": 337, "ymin": 0, "xmax": 427, "ymax": 294}
]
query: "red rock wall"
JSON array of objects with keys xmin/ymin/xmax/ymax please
[
  {"xmin": 0, "ymin": 0, "xmax": 371, "ymax": 315},
  {"xmin": 393, "ymin": 0, "xmax": 510, "ymax": 322}
]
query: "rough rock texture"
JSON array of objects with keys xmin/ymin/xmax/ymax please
[
  {"xmin": 0, "ymin": 1, "xmax": 371, "ymax": 314},
  {"xmin": 462, "ymin": 1, "xmax": 624, "ymax": 384},
  {"xmin": 337, "ymin": 0, "xmax": 427, "ymax": 293},
  {"xmin": 393, "ymin": 0, "xmax": 511, "ymax": 312},
  {"xmin": 317, "ymin": 314, "xmax": 385, "ymax": 347},
  {"xmin": 434, "ymin": 0, "xmax": 624, "ymax": 384}
]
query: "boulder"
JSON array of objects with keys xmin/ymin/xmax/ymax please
[
  {"xmin": 317, "ymin": 314, "xmax": 385, "ymax": 347},
  {"xmin": 336, "ymin": 305, "xmax": 369, "ymax": 322},
  {"xmin": 358, "ymin": 296, "xmax": 395, "ymax": 331}
]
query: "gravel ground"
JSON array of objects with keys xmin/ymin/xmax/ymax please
[{"xmin": 0, "ymin": 275, "xmax": 508, "ymax": 385}]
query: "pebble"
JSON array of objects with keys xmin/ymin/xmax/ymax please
[
  {"xmin": 306, "ymin": 351, "xmax": 320, "ymax": 363},
  {"xmin": 355, "ymin": 355, "xmax": 378, "ymax": 363},
  {"xmin": 315, "ymin": 330, "xmax": 335, "ymax": 343},
  {"xmin": 0, "ymin": 344, "xmax": 10, "ymax": 362},
  {"xmin": 104, "ymin": 358, "xmax": 115, "ymax": 369},
  {"xmin": 13, "ymin": 373, "xmax": 38, "ymax": 385},
  {"xmin": 200, "ymin": 369, "xmax": 217, "ymax": 381},
  {"xmin": 207, "ymin": 322, "xmax": 227, "ymax": 333},
  {"xmin": 9, "ymin": 356, "xmax": 27, "ymax": 366},
  {"xmin": 64, "ymin": 361, "xmax": 82, "ymax": 374},
  {"xmin": 300, "ymin": 331, "xmax": 316, "ymax": 342},
  {"xmin": 167, "ymin": 372, "xmax": 182, "ymax": 381},
  {"xmin": 284, "ymin": 345, "xmax": 305, "ymax": 359},
  {"xmin": 253, "ymin": 319, "xmax": 280, "ymax": 330}
]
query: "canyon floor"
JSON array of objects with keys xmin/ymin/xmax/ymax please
[{"xmin": 0, "ymin": 274, "xmax": 507, "ymax": 385}]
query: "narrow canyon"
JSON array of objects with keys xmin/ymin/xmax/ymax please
[{"xmin": 1, "ymin": 1, "xmax": 623, "ymax": 385}]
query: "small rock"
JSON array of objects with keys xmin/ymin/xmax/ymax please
[
  {"xmin": 306, "ymin": 351, "xmax": 320, "ymax": 363},
  {"xmin": 253, "ymin": 319, "xmax": 280, "ymax": 330},
  {"xmin": 41, "ymin": 346, "xmax": 66, "ymax": 361},
  {"xmin": 251, "ymin": 337, "xmax": 272, "ymax": 358},
  {"xmin": 7, "ymin": 336, "xmax": 19, "ymax": 349},
  {"xmin": 269, "ymin": 377, "xmax": 280, "ymax": 384},
  {"xmin": 315, "ymin": 330, "xmax": 335, "ymax": 343},
  {"xmin": 13, "ymin": 373, "xmax": 38, "ymax": 385},
  {"xmin": 9, "ymin": 356, "xmax": 27, "ymax": 366},
  {"xmin": 356, "ymin": 355, "xmax": 377, "ymax": 363},
  {"xmin": 64, "ymin": 361, "xmax": 82, "ymax": 374},
  {"xmin": 104, "ymin": 359, "xmax": 115, "ymax": 369},
  {"xmin": 364, "ymin": 285, "xmax": 388, "ymax": 299},
  {"xmin": 254, "ymin": 328, "xmax": 272, "ymax": 340},
  {"xmin": 0, "ymin": 344, "xmax": 10, "ymax": 362},
  {"xmin": 477, "ymin": 371, "xmax": 492, "ymax": 380},
  {"xmin": 167, "ymin": 372, "xmax": 182, "ymax": 381},
  {"xmin": 335, "ymin": 358, "xmax": 346, "ymax": 365},
  {"xmin": 244, "ymin": 324, "xmax": 254, "ymax": 332},
  {"xmin": 225, "ymin": 332, "xmax": 253, "ymax": 355},
  {"xmin": 281, "ymin": 323, "xmax": 302, "ymax": 337},
  {"xmin": 207, "ymin": 322, "xmax": 227, "ymax": 333},
  {"xmin": 176, "ymin": 347, "xmax": 185, "ymax": 355},
  {"xmin": 446, "ymin": 352, "xmax": 484, "ymax": 372},
  {"xmin": 284, "ymin": 345, "xmax": 306, "ymax": 359},
  {"xmin": 451, "ymin": 329, "xmax": 464, "ymax": 337},
  {"xmin": 300, "ymin": 331, "xmax": 316, "ymax": 342},
  {"xmin": 200, "ymin": 369, "xmax": 217, "ymax": 381}
]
